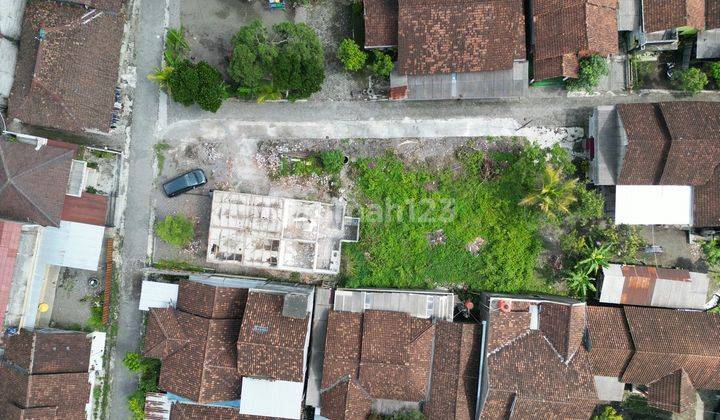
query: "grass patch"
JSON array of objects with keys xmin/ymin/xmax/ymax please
[
  {"xmin": 275, "ymin": 149, "xmax": 345, "ymax": 178},
  {"xmin": 343, "ymin": 144, "xmax": 566, "ymax": 293},
  {"xmin": 153, "ymin": 141, "xmax": 171, "ymax": 173},
  {"xmin": 153, "ymin": 259, "xmax": 207, "ymax": 272}
]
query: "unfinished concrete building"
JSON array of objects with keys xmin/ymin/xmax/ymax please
[{"xmin": 207, "ymin": 191, "xmax": 360, "ymax": 274}]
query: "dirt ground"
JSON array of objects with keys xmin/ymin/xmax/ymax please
[
  {"xmin": 50, "ymin": 267, "xmax": 103, "ymax": 329},
  {"xmin": 179, "ymin": 0, "xmax": 367, "ymax": 100}
]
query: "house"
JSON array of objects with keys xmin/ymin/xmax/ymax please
[
  {"xmin": 532, "ymin": 0, "xmax": 619, "ymax": 81},
  {"xmin": 588, "ymin": 102, "xmax": 720, "ymax": 227},
  {"xmin": 0, "ymin": 137, "xmax": 108, "ymax": 330},
  {"xmin": 8, "ymin": 0, "xmax": 125, "ymax": 133},
  {"xmin": 587, "ymin": 306, "xmax": 720, "ymax": 413},
  {"xmin": 625, "ymin": 0, "xmax": 707, "ymax": 51},
  {"xmin": 143, "ymin": 276, "xmax": 314, "ymax": 420},
  {"xmin": 206, "ymin": 191, "xmax": 359, "ymax": 274},
  {"xmin": 0, "ymin": 328, "xmax": 106, "ymax": 419},
  {"xmin": 318, "ymin": 288, "xmax": 481, "ymax": 420},
  {"xmin": 363, "ymin": 0, "xmax": 528, "ymax": 100},
  {"xmin": 598, "ymin": 264, "xmax": 711, "ymax": 310},
  {"xmin": 476, "ymin": 295, "xmax": 598, "ymax": 418}
]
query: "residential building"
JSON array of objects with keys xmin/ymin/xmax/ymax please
[
  {"xmin": 588, "ymin": 102, "xmax": 720, "ymax": 227},
  {"xmin": 0, "ymin": 138, "xmax": 108, "ymax": 330},
  {"xmin": 0, "ymin": 328, "xmax": 106, "ymax": 419},
  {"xmin": 587, "ymin": 306, "xmax": 720, "ymax": 413},
  {"xmin": 8, "ymin": 0, "xmax": 125, "ymax": 133},
  {"xmin": 143, "ymin": 276, "xmax": 314, "ymax": 420},
  {"xmin": 317, "ymin": 288, "xmax": 481, "ymax": 420},
  {"xmin": 476, "ymin": 295, "xmax": 598, "ymax": 418},
  {"xmin": 206, "ymin": 191, "xmax": 359, "ymax": 274},
  {"xmin": 532, "ymin": 0, "xmax": 619, "ymax": 81},
  {"xmin": 363, "ymin": 0, "xmax": 528, "ymax": 100},
  {"xmin": 598, "ymin": 264, "xmax": 711, "ymax": 310}
]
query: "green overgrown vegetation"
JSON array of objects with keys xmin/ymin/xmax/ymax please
[
  {"xmin": 592, "ymin": 406, "xmax": 622, "ymax": 420},
  {"xmin": 368, "ymin": 50, "xmax": 394, "ymax": 77},
  {"xmin": 230, "ymin": 20, "xmax": 325, "ymax": 101},
  {"xmin": 343, "ymin": 143, "xmax": 568, "ymax": 292},
  {"xmin": 621, "ymin": 394, "xmax": 671, "ymax": 419},
  {"xmin": 153, "ymin": 259, "xmax": 207, "ymax": 272},
  {"xmin": 124, "ymin": 352, "xmax": 161, "ymax": 420},
  {"xmin": 276, "ymin": 149, "xmax": 345, "ymax": 178},
  {"xmin": 369, "ymin": 409, "xmax": 425, "ymax": 420},
  {"xmin": 566, "ymin": 55, "xmax": 609, "ymax": 92},
  {"xmin": 85, "ymin": 293, "xmax": 105, "ymax": 332},
  {"xmin": 153, "ymin": 141, "xmax": 171, "ymax": 173},
  {"xmin": 155, "ymin": 214, "xmax": 195, "ymax": 247},
  {"xmin": 630, "ymin": 55, "xmax": 656, "ymax": 90},
  {"xmin": 707, "ymin": 61, "xmax": 720, "ymax": 86},
  {"xmin": 338, "ymin": 38, "xmax": 367, "ymax": 71},
  {"xmin": 671, "ymin": 67, "xmax": 708, "ymax": 93}
]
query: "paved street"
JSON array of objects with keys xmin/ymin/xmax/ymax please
[{"xmin": 108, "ymin": 0, "xmax": 165, "ymax": 417}]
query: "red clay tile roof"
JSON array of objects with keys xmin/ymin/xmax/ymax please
[
  {"xmin": 363, "ymin": 0, "xmax": 398, "ymax": 47},
  {"xmin": 586, "ymin": 306, "xmax": 634, "ymax": 377},
  {"xmin": 0, "ymin": 221, "xmax": 21, "ymax": 328},
  {"xmin": 647, "ymin": 369, "xmax": 697, "ymax": 413},
  {"xmin": 177, "ymin": 279, "xmax": 248, "ymax": 319},
  {"xmin": 616, "ymin": 103, "xmax": 672, "ymax": 185},
  {"xmin": 480, "ymin": 299, "xmax": 597, "ymax": 419},
  {"xmin": 693, "ymin": 165, "xmax": 720, "ymax": 227},
  {"xmin": 320, "ymin": 378, "xmax": 373, "ymax": 420},
  {"xmin": 236, "ymin": 291, "xmax": 309, "ymax": 382},
  {"xmin": 0, "ymin": 329, "xmax": 91, "ymax": 419},
  {"xmin": 8, "ymin": 0, "xmax": 125, "ymax": 133},
  {"xmin": 0, "ymin": 140, "xmax": 76, "ymax": 226},
  {"xmin": 424, "ymin": 322, "xmax": 482, "ymax": 420},
  {"xmin": 708, "ymin": 0, "xmax": 720, "ymax": 28},
  {"xmin": 144, "ymin": 308, "xmax": 189, "ymax": 360},
  {"xmin": 169, "ymin": 402, "xmax": 276, "ymax": 419},
  {"xmin": 533, "ymin": 0, "xmax": 618, "ymax": 80},
  {"xmin": 396, "ymin": 0, "xmax": 525, "ymax": 76},
  {"xmin": 62, "ymin": 192, "xmax": 108, "ymax": 226},
  {"xmin": 643, "ymin": 0, "xmax": 705, "ymax": 32}
]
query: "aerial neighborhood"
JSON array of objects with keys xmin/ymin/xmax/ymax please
[{"xmin": 2, "ymin": 0, "xmax": 720, "ymax": 419}]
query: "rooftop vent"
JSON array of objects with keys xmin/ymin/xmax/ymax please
[
  {"xmin": 253, "ymin": 326, "xmax": 268, "ymax": 334},
  {"xmin": 282, "ymin": 294, "xmax": 308, "ymax": 319}
]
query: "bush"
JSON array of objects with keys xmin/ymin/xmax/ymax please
[
  {"xmin": 702, "ymin": 238, "xmax": 720, "ymax": 266},
  {"xmin": 195, "ymin": 61, "xmax": 227, "ymax": 112},
  {"xmin": 155, "ymin": 214, "xmax": 195, "ymax": 247},
  {"xmin": 338, "ymin": 38, "xmax": 367, "ymax": 72},
  {"xmin": 124, "ymin": 352, "xmax": 161, "ymax": 420},
  {"xmin": 566, "ymin": 55, "xmax": 609, "ymax": 92},
  {"xmin": 368, "ymin": 50, "xmax": 394, "ymax": 77},
  {"xmin": 572, "ymin": 186, "xmax": 605, "ymax": 223},
  {"xmin": 167, "ymin": 60, "xmax": 199, "ymax": 106},
  {"xmin": 671, "ymin": 67, "xmax": 708, "ymax": 93},
  {"xmin": 707, "ymin": 61, "xmax": 720, "ymax": 85},
  {"xmin": 230, "ymin": 21, "xmax": 325, "ymax": 100},
  {"xmin": 320, "ymin": 149, "xmax": 345, "ymax": 174},
  {"xmin": 123, "ymin": 352, "xmax": 144, "ymax": 373},
  {"xmin": 593, "ymin": 406, "xmax": 622, "ymax": 420}
]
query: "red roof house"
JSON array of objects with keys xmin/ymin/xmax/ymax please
[{"xmin": 0, "ymin": 221, "xmax": 22, "ymax": 328}]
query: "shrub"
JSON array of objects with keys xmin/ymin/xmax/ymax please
[
  {"xmin": 155, "ymin": 214, "xmax": 194, "ymax": 247},
  {"xmin": 368, "ymin": 50, "xmax": 394, "ymax": 77},
  {"xmin": 195, "ymin": 61, "xmax": 227, "ymax": 112},
  {"xmin": 338, "ymin": 38, "xmax": 367, "ymax": 72},
  {"xmin": 593, "ymin": 405, "xmax": 622, "ymax": 420},
  {"xmin": 167, "ymin": 60, "xmax": 199, "ymax": 106},
  {"xmin": 164, "ymin": 27, "xmax": 189, "ymax": 67},
  {"xmin": 320, "ymin": 149, "xmax": 345, "ymax": 174},
  {"xmin": 671, "ymin": 67, "xmax": 708, "ymax": 93},
  {"xmin": 123, "ymin": 352, "xmax": 144, "ymax": 373},
  {"xmin": 519, "ymin": 165, "xmax": 578, "ymax": 221},
  {"xmin": 566, "ymin": 55, "xmax": 609, "ymax": 92},
  {"xmin": 707, "ymin": 61, "xmax": 720, "ymax": 84},
  {"xmin": 702, "ymin": 238, "xmax": 720, "ymax": 266},
  {"xmin": 124, "ymin": 353, "xmax": 161, "ymax": 420},
  {"xmin": 572, "ymin": 186, "xmax": 605, "ymax": 223},
  {"xmin": 565, "ymin": 268, "xmax": 596, "ymax": 299}
]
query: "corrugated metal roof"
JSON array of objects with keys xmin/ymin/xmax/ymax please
[
  {"xmin": 0, "ymin": 220, "xmax": 22, "ymax": 328},
  {"xmin": 139, "ymin": 281, "xmax": 179, "ymax": 311},
  {"xmin": 40, "ymin": 221, "xmax": 104, "ymax": 271},
  {"xmin": 144, "ymin": 393, "xmax": 171, "ymax": 420},
  {"xmin": 62, "ymin": 192, "xmax": 108, "ymax": 226},
  {"xmin": 333, "ymin": 288, "xmax": 455, "ymax": 321}
]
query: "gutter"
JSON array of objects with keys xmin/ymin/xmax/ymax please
[{"xmin": 474, "ymin": 320, "xmax": 488, "ymax": 420}]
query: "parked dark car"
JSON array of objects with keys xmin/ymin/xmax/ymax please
[{"xmin": 162, "ymin": 169, "xmax": 207, "ymax": 197}]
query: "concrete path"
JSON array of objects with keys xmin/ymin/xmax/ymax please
[{"xmin": 108, "ymin": 0, "xmax": 165, "ymax": 417}]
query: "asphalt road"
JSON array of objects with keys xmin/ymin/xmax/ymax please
[{"xmin": 108, "ymin": 0, "xmax": 165, "ymax": 417}]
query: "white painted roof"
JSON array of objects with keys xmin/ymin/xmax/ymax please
[
  {"xmin": 614, "ymin": 185, "xmax": 692, "ymax": 225},
  {"xmin": 239, "ymin": 378, "xmax": 304, "ymax": 419},
  {"xmin": 139, "ymin": 281, "xmax": 179, "ymax": 311},
  {"xmin": 40, "ymin": 221, "xmax": 104, "ymax": 271}
]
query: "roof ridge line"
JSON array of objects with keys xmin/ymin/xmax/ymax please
[{"xmin": 487, "ymin": 330, "xmax": 533, "ymax": 357}]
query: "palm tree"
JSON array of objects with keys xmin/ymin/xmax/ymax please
[
  {"xmin": 520, "ymin": 164, "xmax": 578, "ymax": 220},
  {"xmin": 578, "ymin": 244, "xmax": 611, "ymax": 275},
  {"xmin": 565, "ymin": 269, "xmax": 596, "ymax": 299}
]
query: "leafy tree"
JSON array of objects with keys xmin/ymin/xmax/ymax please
[
  {"xmin": 368, "ymin": 50, "xmax": 394, "ymax": 77},
  {"xmin": 124, "ymin": 352, "xmax": 161, "ymax": 420},
  {"xmin": 577, "ymin": 244, "xmax": 611, "ymax": 275},
  {"xmin": 708, "ymin": 61, "xmax": 720, "ymax": 84},
  {"xmin": 338, "ymin": 38, "xmax": 367, "ymax": 71},
  {"xmin": 565, "ymin": 268, "xmax": 596, "ymax": 299},
  {"xmin": 155, "ymin": 214, "xmax": 195, "ymax": 247},
  {"xmin": 228, "ymin": 21, "xmax": 276, "ymax": 90},
  {"xmin": 195, "ymin": 61, "xmax": 227, "ymax": 112},
  {"xmin": 671, "ymin": 67, "xmax": 708, "ymax": 93},
  {"xmin": 320, "ymin": 149, "xmax": 345, "ymax": 174},
  {"xmin": 702, "ymin": 237, "xmax": 720, "ymax": 266},
  {"xmin": 229, "ymin": 21, "xmax": 324, "ymax": 100},
  {"xmin": 167, "ymin": 60, "xmax": 199, "ymax": 106},
  {"xmin": 572, "ymin": 186, "xmax": 605, "ymax": 223},
  {"xmin": 593, "ymin": 406, "xmax": 622, "ymax": 420},
  {"xmin": 520, "ymin": 164, "xmax": 578, "ymax": 220},
  {"xmin": 567, "ymin": 55, "xmax": 609, "ymax": 92}
]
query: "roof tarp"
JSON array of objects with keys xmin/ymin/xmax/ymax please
[{"xmin": 615, "ymin": 185, "xmax": 692, "ymax": 225}]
